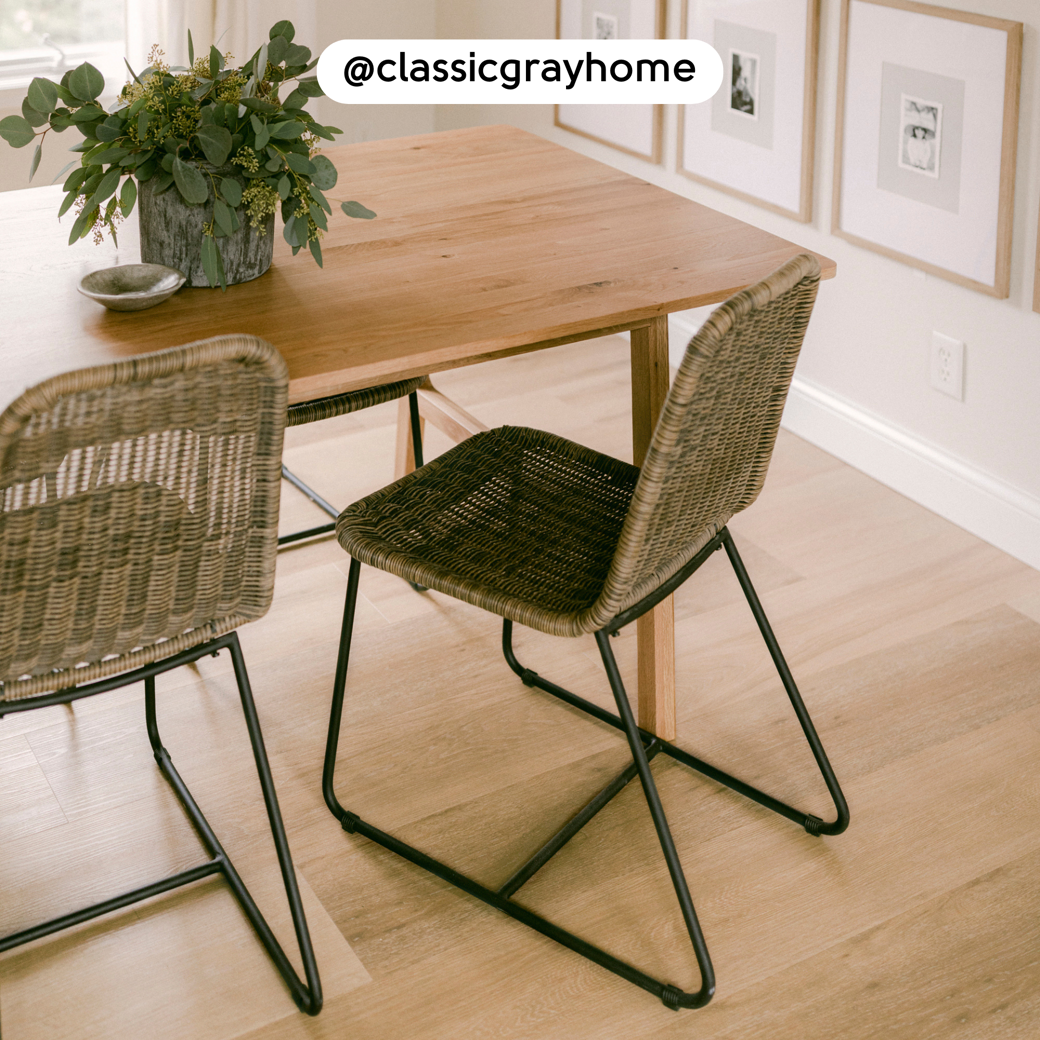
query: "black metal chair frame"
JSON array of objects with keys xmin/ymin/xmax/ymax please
[
  {"xmin": 278, "ymin": 391, "xmax": 424, "ymax": 547},
  {"xmin": 322, "ymin": 526, "xmax": 849, "ymax": 1011},
  {"xmin": 0, "ymin": 631, "xmax": 323, "ymax": 1016}
]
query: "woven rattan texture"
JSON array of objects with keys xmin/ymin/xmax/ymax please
[
  {"xmin": 601, "ymin": 252, "xmax": 820, "ymax": 616},
  {"xmin": 338, "ymin": 254, "xmax": 820, "ymax": 637},
  {"xmin": 338, "ymin": 427, "xmax": 639, "ymax": 631},
  {"xmin": 286, "ymin": 377, "xmax": 424, "ymax": 427},
  {"xmin": 0, "ymin": 335, "xmax": 287, "ymax": 699}
]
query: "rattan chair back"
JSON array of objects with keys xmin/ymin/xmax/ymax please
[
  {"xmin": 0, "ymin": 335, "xmax": 288, "ymax": 700},
  {"xmin": 597, "ymin": 253, "xmax": 820, "ymax": 618}
]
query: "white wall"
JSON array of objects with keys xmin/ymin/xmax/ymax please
[{"xmin": 427, "ymin": 0, "xmax": 1040, "ymax": 571}]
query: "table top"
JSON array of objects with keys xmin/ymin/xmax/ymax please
[{"xmin": 0, "ymin": 124, "xmax": 834, "ymax": 409}]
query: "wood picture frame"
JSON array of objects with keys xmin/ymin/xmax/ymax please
[
  {"xmin": 1033, "ymin": 203, "xmax": 1040, "ymax": 313},
  {"xmin": 678, "ymin": 0, "xmax": 820, "ymax": 223},
  {"xmin": 555, "ymin": 0, "xmax": 666, "ymax": 163},
  {"xmin": 833, "ymin": 0, "xmax": 1022, "ymax": 298}
]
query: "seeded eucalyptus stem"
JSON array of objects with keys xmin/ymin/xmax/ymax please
[{"xmin": 0, "ymin": 19, "xmax": 377, "ymax": 291}]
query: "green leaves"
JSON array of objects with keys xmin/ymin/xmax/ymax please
[
  {"xmin": 119, "ymin": 177, "xmax": 137, "ymax": 217},
  {"xmin": 213, "ymin": 197, "xmax": 235, "ymax": 236},
  {"xmin": 93, "ymin": 146, "xmax": 129, "ymax": 165},
  {"xmin": 195, "ymin": 124, "xmax": 232, "ymax": 167},
  {"xmin": 283, "ymin": 213, "xmax": 309, "ymax": 248},
  {"xmin": 85, "ymin": 167, "xmax": 121, "ymax": 211},
  {"xmin": 172, "ymin": 156, "xmax": 209, "ymax": 204},
  {"xmin": 95, "ymin": 115, "xmax": 125, "ymax": 142},
  {"xmin": 21, "ymin": 97, "xmax": 48, "ymax": 127},
  {"xmin": 0, "ymin": 115, "xmax": 35, "ymax": 148},
  {"xmin": 309, "ymin": 183, "xmax": 332, "ymax": 213},
  {"xmin": 57, "ymin": 188, "xmax": 79, "ymax": 218},
  {"xmin": 254, "ymin": 42, "xmax": 269, "ymax": 82},
  {"xmin": 27, "ymin": 77, "xmax": 59, "ymax": 114},
  {"xmin": 47, "ymin": 108, "xmax": 75, "ymax": 132},
  {"xmin": 219, "ymin": 177, "xmax": 242, "ymax": 207},
  {"xmin": 68, "ymin": 62, "xmax": 105, "ymax": 102},
  {"xmin": 284, "ymin": 44, "xmax": 312, "ymax": 67},
  {"xmin": 341, "ymin": 201, "xmax": 376, "ymax": 220},
  {"xmin": 1, "ymin": 29, "xmax": 363, "ymax": 275},
  {"xmin": 152, "ymin": 170, "xmax": 175, "ymax": 194},
  {"xmin": 201, "ymin": 234, "xmax": 227, "ymax": 290},
  {"xmin": 70, "ymin": 105, "xmax": 105, "ymax": 124},
  {"xmin": 308, "ymin": 202, "xmax": 327, "ymax": 231},
  {"xmin": 252, "ymin": 118, "xmax": 270, "ymax": 150},
  {"xmin": 267, "ymin": 35, "xmax": 288, "ymax": 67},
  {"xmin": 284, "ymin": 152, "xmax": 315, "ymax": 176},
  {"xmin": 269, "ymin": 120, "xmax": 305, "ymax": 140},
  {"xmin": 241, "ymin": 97, "xmax": 278, "ymax": 113},
  {"xmin": 68, "ymin": 206, "xmax": 96, "ymax": 245},
  {"xmin": 309, "ymin": 154, "xmax": 337, "ymax": 190}
]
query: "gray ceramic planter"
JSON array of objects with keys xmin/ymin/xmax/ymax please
[{"xmin": 138, "ymin": 166, "xmax": 275, "ymax": 288}]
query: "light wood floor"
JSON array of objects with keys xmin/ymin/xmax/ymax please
[{"xmin": 2, "ymin": 336, "xmax": 1040, "ymax": 1039}]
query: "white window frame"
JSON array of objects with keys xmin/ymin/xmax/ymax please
[{"xmin": 0, "ymin": 1, "xmax": 140, "ymax": 101}]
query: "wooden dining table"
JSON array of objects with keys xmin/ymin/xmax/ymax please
[{"xmin": 0, "ymin": 123, "xmax": 834, "ymax": 740}]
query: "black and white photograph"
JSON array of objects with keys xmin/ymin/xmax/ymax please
[
  {"xmin": 593, "ymin": 11, "xmax": 619, "ymax": 38},
  {"xmin": 898, "ymin": 94, "xmax": 942, "ymax": 177},
  {"xmin": 729, "ymin": 48, "xmax": 759, "ymax": 118}
]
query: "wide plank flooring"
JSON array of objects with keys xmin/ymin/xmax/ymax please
[{"xmin": 2, "ymin": 336, "xmax": 1039, "ymax": 1038}]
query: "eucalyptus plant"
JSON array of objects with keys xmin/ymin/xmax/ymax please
[{"xmin": 0, "ymin": 20, "xmax": 374, "ymax": 289}]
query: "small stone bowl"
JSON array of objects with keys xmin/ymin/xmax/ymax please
[{"xmin": 78, "ymin": 264, "xmax": 186, "ymax": 311}]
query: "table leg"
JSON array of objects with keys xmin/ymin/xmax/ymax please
[
  {"xmin": 394, "ymin": 397, "xmax": 424, "ymax": 479},
  {"xmin": 394, "ymin": 379, "xmax": 489, "ymax": 480},
  {"xmin": 630, "ymin": 316, "xmax": 676, "ymax": 741}
]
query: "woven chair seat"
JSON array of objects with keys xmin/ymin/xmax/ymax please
[
  {"xmin": 337, "ymin": 426, "xmax": 641, "ymax": 635},
  {"xmin": 286, "ymin": 377, "xmax": 425, "ymax": 427}
]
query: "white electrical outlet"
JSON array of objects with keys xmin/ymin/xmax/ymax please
[{"xmin": 930, "ymin": 332, "xmax": 965, "ymax": 401}]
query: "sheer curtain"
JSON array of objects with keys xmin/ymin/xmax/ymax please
[{"xmin": 127, "ymin": 0, "xmax": 316, "ymax": 72}]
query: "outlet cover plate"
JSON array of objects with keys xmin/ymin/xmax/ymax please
[{"xmin": 930, "ymin": 331, "xmax": 965, "ymax": 401}]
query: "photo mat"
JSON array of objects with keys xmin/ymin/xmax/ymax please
[
  {"xmin": 556, "ymin": 0, "xmax": 665, "ymax": 163},
  {"xmin": 833, "ymin": 0, "xmax": 1021, "ymax": 297},
  {"xmin": 679, "ymin": 0, "xmax": 818, "ymax": 222}
]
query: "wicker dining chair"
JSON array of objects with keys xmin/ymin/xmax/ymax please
[
  {"xmin": 279, "ymin": 380, "xmax": 425, "ymax": 547},
  {"xmin": 321, "ymin": 253, "xmax": 849, "ymax": 1010},
  {"xmin": 0, "ymin": 335, "xmax": 321, "ymax": 1015}
]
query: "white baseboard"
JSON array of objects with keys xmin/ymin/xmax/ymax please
[
  {"xmin": 781, "ymin": 378, "xmax": 1040, "ymax": 572},
  {"xmin": 666, "ymin": 312, "xmax": 1040, "ymax": 572}
]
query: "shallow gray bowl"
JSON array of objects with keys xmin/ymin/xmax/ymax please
[{"xmin": 78, "ymin": 264, "xmax": 186, "ymax": 311}]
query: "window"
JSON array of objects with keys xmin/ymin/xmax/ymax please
[{"xmin": 0, "ymin": 0, "xmax": 126, "ymax": 90}]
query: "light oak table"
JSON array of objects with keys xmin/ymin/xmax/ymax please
[{"xmin": 0, "ymin": 123, "xmax": 834, "ymax": 740}]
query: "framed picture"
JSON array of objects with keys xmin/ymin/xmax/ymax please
[
  {"xmin": 833, "ymin": 0, "xmax": 1022, "ymax": 298},
  {"xmin": 1033, "ymin": 204, "xmax": 1040, "ymax": 313},
  {"xmin": 679, "ymin": 0, "xmax": 819, "ymax": 223},
  {"xmin": 555, "ymin": 0, "xmax": 666, "ymax": 163}
]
